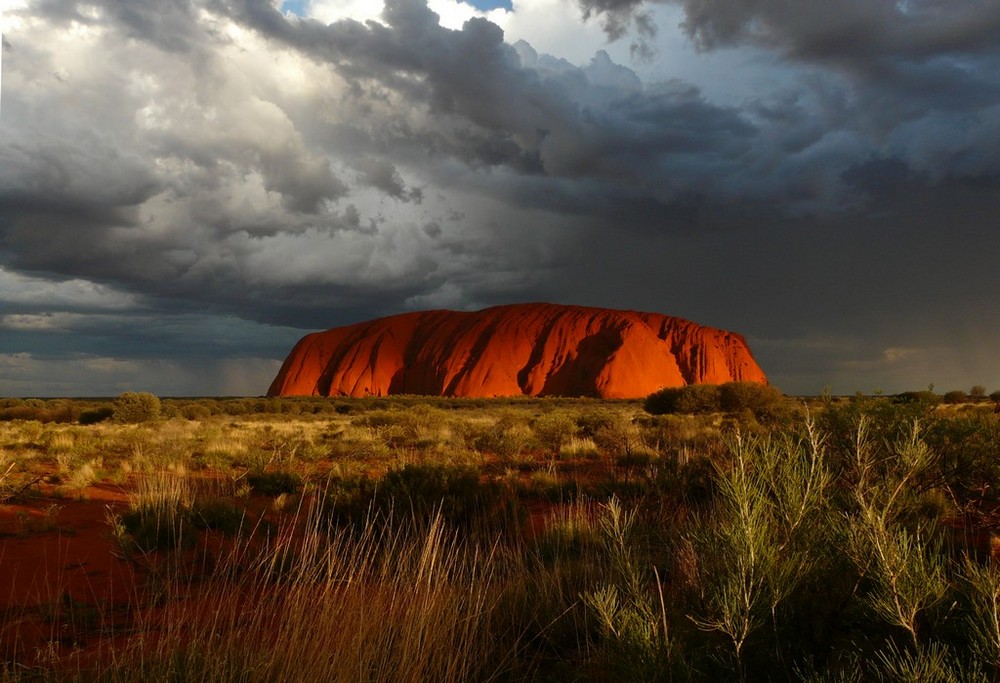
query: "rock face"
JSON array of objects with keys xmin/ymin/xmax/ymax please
[{"xmin": 267, "ymin": 303, "xmax": 768, "ymax": 399}]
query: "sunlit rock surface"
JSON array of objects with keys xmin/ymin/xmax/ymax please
[{"xmin": 267, "ymin": 303, "xmax": 768, "ymax": 398}]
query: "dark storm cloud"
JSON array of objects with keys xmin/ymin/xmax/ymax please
[
  {"xmin": 575, "ymin": 0, "xmax": 1000, "ymax": 61},
  {"xmin": 2, "ymin": 0, "xmax": 1000, "ymax": 395}
]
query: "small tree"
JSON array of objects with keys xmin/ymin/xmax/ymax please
[
  {"xmin": 970, "ymin": 385, "xmax": 987, "ymax": 400},
  {"xmin": 644, "ymin": 384, "xmax": 721, "ymax": 415},
  {"xmin": 113, "ymin": 391, "xmax": 161, "ymax": 424},
  {"xmin": 943, "ymin": 390, "xmax": 967, "ymax": 405},
  {"xmin": 719, "ymin": 382, "xmax": 785, "ymax": 422}
]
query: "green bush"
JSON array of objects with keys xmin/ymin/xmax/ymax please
[
  {"xmin": 532, "ymin": 412, "xmax": 578, "ymax": 453},
  {"xmin": 113, "ymin": 391, "xmax": 161, "ymax": 424},
  {"xmin": 247, "ymin": 471, "xmax": 302, "ymax": 496},
  {"xmin": 718, "ymin": 381, "xmax": 784, "ymax": 416},
  {"xmin": 79, "ymin": 406, "xmax": 115, "ymax": 425},
  {"xmin": 325, "ymin": 464, "xmax": 505, "ymax": 532},
  {"xmin": 644, "ymin": 384, "xmax": 721, "ymax": 415},
  {"xmin": 192, "ymin": 497, "xmax": 245, "ymax": 535},
  {"xmin": 943, "ymin": 390, "xmax": 968, "ymax": 405},
  {"xmin": 645, "ymin": 382, "xmax": 783, "ymax": 420},
  {"xmin": 121, "ymin": 508, "xmax": 192, "ymax": 551}
]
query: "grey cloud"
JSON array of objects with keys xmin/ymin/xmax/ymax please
[
  {"xmin": 352, "ymin": 157, "xmax": 415, "ymax": 201},
  {"xmin": 226, "ymin": 0, "xmax": 762, "ymax": 205},
  {"xmin": 575, "ymin": 0, "xmax": 657, "ymax": 55},
  {"xmin": 672, "ymin": 0, "xmax": 1000, "ymax": 61},
  {"xmin": 3, "ymin": 0, "xmax": 1000, "ymax": 397}
]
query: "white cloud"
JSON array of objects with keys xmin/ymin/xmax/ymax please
[{"xmin": 0, "ymin": 267, "xmax": 140, "ymax": 310}]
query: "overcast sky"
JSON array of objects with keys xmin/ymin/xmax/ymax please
[{"xmin": 1, "ymin": 0, "xmax": 999, "ymax": 397}]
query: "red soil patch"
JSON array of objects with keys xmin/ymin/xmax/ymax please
[
  {"xmin": 0, "ymin": 478, "xmax": 309, "ymax": 671},
  {"xmin": 1, "ymin": 485, "xmax": 138, "ymax": 666}
]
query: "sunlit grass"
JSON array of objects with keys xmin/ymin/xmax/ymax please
[{"xmin": 3, "ymin": 396, "xmax": 1000, "ymax": 680}]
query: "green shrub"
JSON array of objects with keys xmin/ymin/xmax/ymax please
[
  {"xmin": 943, "ymin": 390, "xmax": 968, "ymax": 405},
  {"xmin": 192, "ymin": 497, "xmax": 245, "ymax": 535},
  {"xmin": 532, "ymin": 412, "xmax": 578, "ymax": 454},
  {"xmin": 79, "ymin": 406, "xmax": 115, "ymax": 425},
  {"xmin": 181, "ymin": 403, "xmax": 213, "ymax": 420},
  {"xmin": 718, "ymin": 381, "xmax": 784, "ymax": 418},
  {"xmin": 894, "ymin": 390, "xmax": 942, "ymax": 407},
  {"xmin": 644, "ymin": 384, "xmax": 721, "ymax": 415},
  {"xmin": 113, "ymin": 391, "xmax": 162, "ymax": 424},
  {"xmin": 379, "ymin": 463, "xmax": 499, "ymax": 529},
  {"xmin": 247, "ymin": 471, "xmax": 302, "ymax": 496},
  {"xmin": 120, "ymin": 508, "xmax": 192, "ymax": 551},
  {"xmin": 326, "ymin": 463, "xmax": 505, "ymax": 532}
]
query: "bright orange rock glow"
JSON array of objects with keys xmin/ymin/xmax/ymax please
[{"xmin": 267, "ymin": 303, "xmax": 768, "ymax": 398}]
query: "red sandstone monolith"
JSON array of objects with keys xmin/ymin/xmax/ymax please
[{"xmin": 267, "ymin": 303, "xmax": 767, "ymax": 398}]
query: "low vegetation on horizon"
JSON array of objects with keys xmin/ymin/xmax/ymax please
[{"xmin": 2, "ymin": 384, "xmax": 1000, "ymax": 680}]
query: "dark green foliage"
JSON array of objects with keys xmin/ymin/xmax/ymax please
[
  {"xmin": 943, "ymin": 390, "xmax": 968, "ymax": 404},
  {"xmin": 180, "ymin": 403, "xmax": 213, "ymax": 420},
  {"xmin": 79, "ymin": 406, "xmax": 115, "ymax": 425},
  {"xmin": 532, "ymin": 412, "xmax": 578, "ymax": 453},
  {"xmin": 113, "ymin": 391, "xmax": 161, "ymax": 424},
  {"xmin": 644, "ymin": 384, "xmax": 720, "ymax": 415},
  {"xmin": 192, "ymin": 497, "xmax": 245, "ymax": 535},
  {"xmin": 717, "ymin": 381, "xmax": 786, "ymax": 421},
  {"xmin": 324, "ymin": 464, "xmax": 507, "ymax": 532},
  {"xmin": 0, "ymin": 398, "xmax": 85, "ymax": 423},
  {"xmin": 644, "ymin": 382, "xmax": 785, "ymax": 423},
  {"xmin": 379, "ymin": 463, "xmax": 500, "ymax": 529},
  {"xmin": 894, "ymin": 390, "xmax": 942, "ymax": 407},
  {"xmin": 924, "ymin": 414, "xmax": 1000, "ymax": 516},
  {"xmin": 247, "ymin": 471, "xmax": 302, "ymax": 496},
  {"xmin": 121, "ymin": 508, "xmax": 193, "ymax": 551},
  {"xmin": 575, "ymin": 409, "xmax": 617, "ymax": 438},
  {"xmin": 323, "ymin": 474, "xmax": 378, "ymax": 522}
]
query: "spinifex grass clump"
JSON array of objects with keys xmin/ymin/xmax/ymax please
[{"xmin": 118, "ymin": 469, "xmax": 195, "ymax": 552}]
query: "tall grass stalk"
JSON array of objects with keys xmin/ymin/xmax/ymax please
[{"xmin": 99, "ymin": 502, "xmax": 517, "ymax": 682}]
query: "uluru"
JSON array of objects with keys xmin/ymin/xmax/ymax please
[{"xmin": 267, "ymin": 303, "xmax": 767, "ymax": 399}]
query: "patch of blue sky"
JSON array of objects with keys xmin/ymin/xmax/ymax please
[
  {"xmin": 467, "ymin": 0, "xmax": 513, "ymax": 9},
  {"xmin": 281, "ymin": 0, "xmax": 308, "ymax": 17}
]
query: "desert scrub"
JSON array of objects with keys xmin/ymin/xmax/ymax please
[
  {"xmin": 532, "ymin": 411, "xmax": 579, "ymax": 455},
  {"xmin": 467, "ymin": 412, "xmax": 534, "ymax": 463},
  {"xmin": 584, "ymin": 497, "xmax": 693, "ymax": 681},
  {"xmin": 558, "ymin": 436, "xmax": 601, "ymax": 460},
  {"xmin": 248, "ymin": 470, "xmax": 302, "ymax": 496},
  {"xmin": 684, "ymin": 422, "xmax": 833, "ymax": 679},
  {"xmin": 118, "ymin": 468, "xmax": 195, "ymax": 552},
  {"xmin": 113, "ymin": 391, "xmax": 162, "ymax": 424},
  {"xmin": 845, "ymin": 421, "xmax": 952, "ymax": 653}
]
